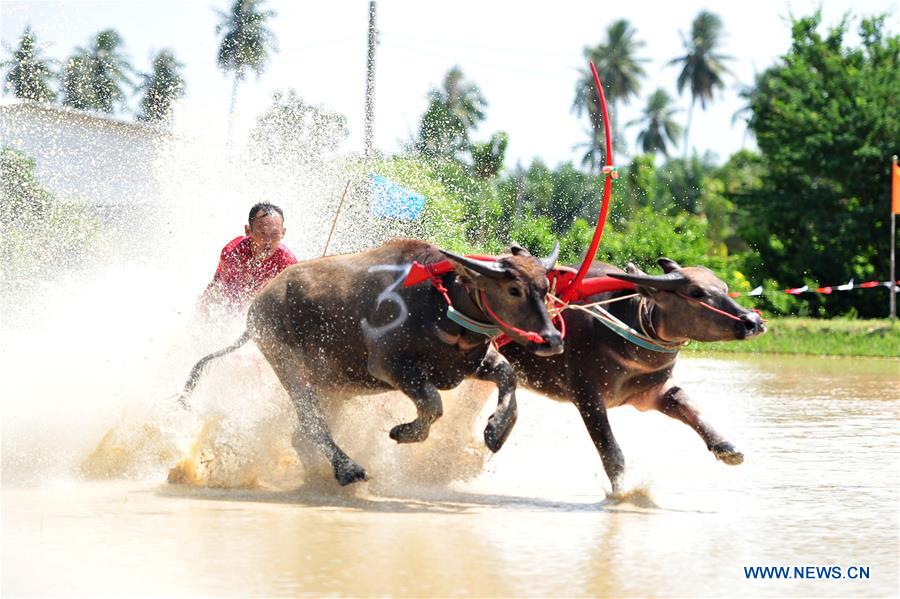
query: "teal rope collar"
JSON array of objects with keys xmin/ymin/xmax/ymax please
[
  {"xmin": 447, "ymin": 305, "xmax": 501, "ymax": 337},
  {"xmin": 585, "ymin": 304, "xmax": 684, "ymax": 353}
]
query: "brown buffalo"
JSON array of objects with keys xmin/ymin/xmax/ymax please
[
  {"xmin": 180, "ymin": 239, "xmax": 563, "ymax": 486},
  {"xmin": 500, "ymin": 258, "xmax": 766, "ymax": 494}
]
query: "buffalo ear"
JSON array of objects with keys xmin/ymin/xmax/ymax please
[
  {"xmin": 509, "ymin": 242, "xmax": 531, "ymax": 257},
  {"xmin": 615, "ymin": 263, "xmax": 652, "ymax": 297},
  {"xmin": 626, "ymin": 262, "xmax": 646, "ymax": 275},
  {"xmin": 657, "ymin": 257, "xmax": 681, "ymax": 273},
  {"xmin": 552, "ymin": 264, "xmax": 578, "ymax": 275},
  {"xmin": 608, "ymin": 269, "xmax": 686, "ymax": 293}
]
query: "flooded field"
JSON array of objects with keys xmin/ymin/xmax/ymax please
[{"xmin": 3, "ymin": 348, "xmax": 898, "ymax": 597}]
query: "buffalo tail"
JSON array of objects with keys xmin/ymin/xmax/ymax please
[{"xmin": 179, "ymin": 330, "xmax": 251, "ymax": 409}]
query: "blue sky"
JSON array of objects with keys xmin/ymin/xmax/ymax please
[{"xmin": 2, "ymin": 0, "xmax": 897, "ymax": 168}]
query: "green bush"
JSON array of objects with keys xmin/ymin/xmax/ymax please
[{"xmin": 1, "ymin": 147, "xmax": 103, "ymax": 283}]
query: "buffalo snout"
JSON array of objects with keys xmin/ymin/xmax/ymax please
[
  {"xmin": 739, "ymin": 311, "xmax": 766, "ymax": 338},
  {"xmin": 529, "ymin": 330, "xmax": 564, "ymax": 356}
]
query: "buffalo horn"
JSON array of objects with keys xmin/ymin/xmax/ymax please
[
  {"xmin": 440, "ymin": 250, "xmax": 507, "ymax": 279},
  {"xmin": 607, "ymin": 270, "xmax": 686, "ymax": 290},
  {"xmin": 540, "ymin": 241, "xmax": 561, "ymax": 270}
]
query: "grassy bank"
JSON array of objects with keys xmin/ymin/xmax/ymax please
[{"xmin": 686, "ymin": 318, "xmax": 900, "ymax": 358}]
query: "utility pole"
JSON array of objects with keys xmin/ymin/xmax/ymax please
[{"xmin": 364, "ymin": 1, "xmax": 377, "ymax": 158}]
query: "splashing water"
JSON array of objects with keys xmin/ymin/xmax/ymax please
[
  {"xmin": 3, "ymin": 101, "xmax": 898, "ymax": 599},
  {"xmin": 0, "ymin": 104, "xmax": 499, "ymax": 494}
]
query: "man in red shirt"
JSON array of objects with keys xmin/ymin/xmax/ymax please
[{"xmin": 201, "ymin": 202, "xmax": 298, "ymax": 312}]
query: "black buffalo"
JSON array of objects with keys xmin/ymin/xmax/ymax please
[
  {"xmin": 180, "ymin": 239, "xmax": 563, "ymax": 486},
  {"xmin": 501, "ymin": 258, "xmax": 766, "ymax": 493}
]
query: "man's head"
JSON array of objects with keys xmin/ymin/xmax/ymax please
[{"xmin": 245, "ymin": 203, "xmax": 286, "ymax": 260}]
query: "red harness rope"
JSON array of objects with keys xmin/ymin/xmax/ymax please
[
  {"xmin": 416, "ymin": 264, "xmax": 551, "ymax": 344},
  {"xmin": 676, "ymin": 292, "xmax": 766, "ymax": 322},
  {"xmin": 477, "ymin": 290, "xmax": 547, "ymax": 344}
]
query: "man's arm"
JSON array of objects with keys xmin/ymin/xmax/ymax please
[{"xmin": 197, "ymin": 247, "xmax": 232, "ymax": 311}]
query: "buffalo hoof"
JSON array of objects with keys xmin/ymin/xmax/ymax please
[
  {"xmin": 609, "ymin": 475, "xmax": 625, "ymax": 497},
  {"xmin": 710, "ymin": 442, "xmax": 744, "ymax": 465},
  {"xmin": 389, "ymin": 421, "xmax": 430, "ymax": 444},
  {"xmin": 484, "ymin": 412, "xmax": 517, "ymax": 453},
  {"xmin": 334, "ymin": 459, "xmax": 368, "ymax": 486}
]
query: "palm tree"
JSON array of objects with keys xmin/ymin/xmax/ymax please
[
  {"xmin": 416, "ymin": 66, "xmax": 486, "ymax": 161},
  {"xmin": 1, "ymin": 27, "xmax": 56, "ymax": 102},
  {"xmin": 573, "ymin": 19, "xmax": 647, "ymax": 167},
  {"xmin": 627, "ymin": 89, "xmax": 683, "ymax": 157},
  {"xmin": 137, "ymin": 50, "xmax": 186, "ymax": 122},
  {"xmin": 668, "ymin": 11, "xmax": 731, "ymax": 158},
  {"xmin": 731, "ymin": 72, "xmax": 762, "ymax": 146},
  {"xmin": 215, "ymin": 0, "xmax": 277, "ymax": 121},
  {"xmin": 70, "ymin": 29, "xmax": 133, "ymax": 113},
  {"xmin": 61, "ymin": 52, "xmax": 97, "ymax": 110}
]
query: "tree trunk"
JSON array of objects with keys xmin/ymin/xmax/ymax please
[
  {"xmin": 227, "ymin": 74, "xmax": 240, "ymax": 147},
  {"xmin": 682, "ymin": 95, "xmax": 695, "ymax": 161}
]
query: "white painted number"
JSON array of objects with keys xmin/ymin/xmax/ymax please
[{"xmin": 361, "ymin": 264, "xmax": 412, "ymax": 340}]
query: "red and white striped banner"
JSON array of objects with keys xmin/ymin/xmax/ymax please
[{"xmin": 728, "ymin": 279, "xmax": 900, "ymax": 298}]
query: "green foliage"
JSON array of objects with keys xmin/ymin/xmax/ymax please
[
  {"xmin": 559, "ymin": 218, "xmax": 594, "ymax": 263},
  {"xmin": 743, "ymin": 12, "xmax": 899, "ymax": 317},
  {"xmin": 137, "ymin": 49, "xmax": 185, "ymax": 122},
  {"xmin": 654, "ymin": 153, "xmax": 717, "ymax": 214},
  {"xmin": 598, "ymin": 206, "xmax": 721, "ymax": 271},
  {"xmin": 1, "ymin": 27, "xmax": 56, "ymax": 102},
  {"xmin": 380, "ymin": 141, "xmax": 751, "ymax": 289},
  {"xmin": 388, "ymin": 147, "xmax": 742, "ymax": 282},
  {"xmin": 470, "ymin": 132, "xmax": 508, "ymax": 180},
  {"xmin": 415, "ymin": 67, "xmax": 486, "ymax": 162},
  {"xmin": 371, "ymin": 156, "xmax": 469, "ymax": 252},
  {"xmin": 247, "ymin": 89, "xmax": 349, "ymax": 166},
  {"xmin": 215, "ymin": 0, "xmax": 277, "ymax": 81},
  {"xmin": 0, "ymin": 147, "xmax": 102, "ymax": 282},
  {"xmin": 510, "ymin": 216, "xmax": 557, "ymax": 259},
  {"xmin": 500, "ymin": 160, "xmax": 602, "ymax": 236},
  {"xmin": 621, "ymin": 153, "xmax": 658, "ymax": 212},
  {"xmin": 1, "ymin": 147, "xmax": 52, "ymax": 226}
]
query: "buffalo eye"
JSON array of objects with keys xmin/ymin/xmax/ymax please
[
  {"xmin": 689, "ymin": 288, "xmax": 707, "ymax": 299},
  {"xmin": 508, "ymin": 286, "xmax": 523, "ymax": 297}
]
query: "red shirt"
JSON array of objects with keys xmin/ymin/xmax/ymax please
[{"xmin": 206, "ymin": 236, "xmax": 298, "ymax": 308}]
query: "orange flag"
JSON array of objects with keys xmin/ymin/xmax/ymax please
[{"xmin": 893, "ymin": 159, "xmax": 900, "ymax": 214}]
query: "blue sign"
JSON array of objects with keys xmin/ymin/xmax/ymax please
[{"xmin": 370, "ymin": 174, "xmax": 426, "ymax": 220}]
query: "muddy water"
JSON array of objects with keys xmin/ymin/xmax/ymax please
[{"xmin": 2, "ymin": 354, "xmax": 898, "ymax": 597}]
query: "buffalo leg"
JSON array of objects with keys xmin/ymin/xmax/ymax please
[
  {"xmin": 473, "ymin": 347, "xmax": 517, "ymax": 452},
  {"xmin": 574, "ymin": 390, "xmax": 626, "ymax": 494},
  {"xmin": 657, "ymin": 386, "xmax": 743, "ymax": 465},
  {"xmin": 389, "ymin": 366, "xmax": 443, "ymax": 444},
  {"xmin": 288, "ymin": 381, "xmax": 368, "ymax": 485},
  {"xmin": 259, "ymin": 344, "xmax": 367, "ymax": 486}
]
